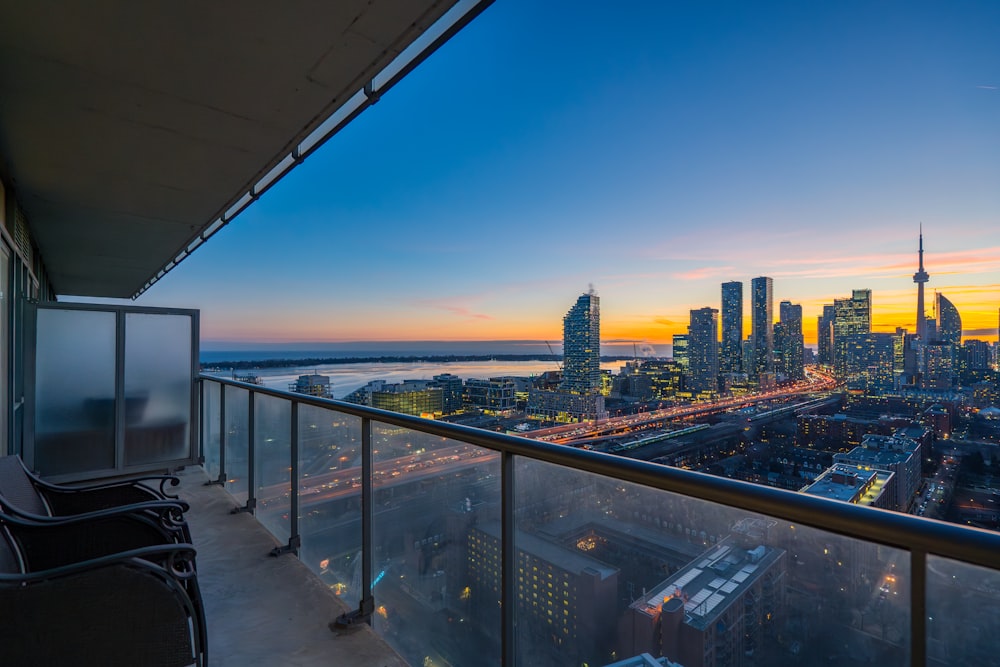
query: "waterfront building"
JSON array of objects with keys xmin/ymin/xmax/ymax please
[
  {"xmin": 289, "ymin": 373, "xmax": 333, "ymax": 398},
  {"xmin": 464, "ymin": 377, "xmax": 516, "ymax": 415},
  {"xmin": 562, "ymin": 290, "xmax": 601, "ymax": 394},
  {"xmin": 432, "ymin": 373, "xmax": 465, "ymax": 414},
  {"xmin": 369, "ymin": 380, "xmax": 443, "ymax": 417},
  {"xmin": 687, "ymin": 307, "xmax": 719, "ymax": 396},
  {"xmin": 750, "ymin": 277, "xmax": 774, "ymax": 383},
  {"xmin": 720, "ymin": 281, "xmax": 743, "ymax": 374}
]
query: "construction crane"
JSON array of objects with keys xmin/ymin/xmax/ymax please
[{"xmin": 545, "ymin": 341, "xmax": 563, "ymax": 371}]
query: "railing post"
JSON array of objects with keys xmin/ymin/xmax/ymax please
[
  {"xmin": 271, "ymin": 400, "xmax": 301, "ymax": 555},
  {"xmin": 233, "ymin": 389, "xmax": 257, "ymax": 513},
  {"xmin": 335, "ymin": 416, "xmax": 375, "ymax": 627},
  {"xmin": 206, "ymin": 382, "xmax": 227, "ymax": 486},
  {"xmin": 197, "ymin": 379, "xmax": 205, "ymax": 464},
  {"xmin": 911, "ymin": 549, "xmax": 926, "ymax": 667},
  {"xmin": 501, "ymin": 451, "xmax": 515, "ymax": 666}
]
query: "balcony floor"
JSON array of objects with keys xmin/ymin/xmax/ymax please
[{"xmin": 176, "ymin": 467, "xmax": 406, "ymax": 667}]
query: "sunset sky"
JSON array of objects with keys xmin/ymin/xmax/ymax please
[{"xmin": 135, "ymin": 1, "xmax": 1000, "ymax": 351}]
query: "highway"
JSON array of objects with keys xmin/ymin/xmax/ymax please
[{"xmin": 527, "ymin": 367, "xmax": 838, "ymax": 445}]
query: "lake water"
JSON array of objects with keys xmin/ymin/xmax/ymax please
[{"xmin": 202, "ymin": 358, "xmax": 626, "ymax": 399}]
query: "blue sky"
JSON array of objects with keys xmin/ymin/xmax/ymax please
[{"xmin": 139, "ymin": 1, "xmax": 1000, "ymax": 347}]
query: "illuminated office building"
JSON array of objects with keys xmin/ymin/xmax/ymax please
[
  {"xmin": 934, "ymin": 292, "xmax": 962, "ymax": 346},
  {"xmin": 817, "ymin": 304, "xmax": 835, "ymax": 366}
]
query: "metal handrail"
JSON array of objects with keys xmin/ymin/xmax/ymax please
[
  {"xmin": 200, "ymin": 373, "xmax": 1000, "ymax": 666},
  {"xmin": 200, "ymin": 374, "xmax": 1000, "ymax": 570}
]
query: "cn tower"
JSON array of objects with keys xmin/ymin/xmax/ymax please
[{"xmin": 913, "ymin": 226, "xmax": 930, "ymax": 339}]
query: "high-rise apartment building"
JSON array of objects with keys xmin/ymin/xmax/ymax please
[
  {"xmin": 935, "ymin": 293, "xmax": 962, "ymax": 346},
  {"xmin": 832, "ymin": 289, "xmax": 872, "ymax": 379},
  {"xmin": 750, "ymin": 277, "xmax": 774, "ymax": 382},
  {"xmin": 776, "ymin": 301, "xmax": 804, "ymax": 381},
  {"xmin": 817, "ymin": 304, "xmax": 835, "ymax": 366},
  {"xmin": 720, "ymin": 281, "xmax": 743, "ymax": 374},
  {"xmin": 561, "ymin": 290, "xmax": 601, "ymax": 394},
  {"xmin": 687, "ymin": 307, "xmax": 719, "ymax": 395}
]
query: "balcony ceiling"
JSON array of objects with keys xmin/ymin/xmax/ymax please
[{"xmin": 0, "ymin": 1, "xmax": 462, "ymax": 298}]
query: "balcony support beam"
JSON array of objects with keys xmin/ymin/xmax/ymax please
[{"xmin": 335, "ymin": 416, "xmax": 375, "ymax": 628}]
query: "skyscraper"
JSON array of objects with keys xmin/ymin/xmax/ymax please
[
  {"xmin": 833, "ymin": 289, "xmax": 872, "ymax": 380},
  {"xmin": 687, "ymin": 307, "xmax": 719, "ymax": 394},
  {"xmin": 561, "ymin": 289, "xmax": 601, "ymax": 394},
  {"xmin": 721, "ymin": 281, "xmax": 743, "ymax": 374},
  {"xmin": 913, "ymin": 228, "xmax": 930, "ymax": 339},
  {"xmin": 935, "ymin": 292, "xmax": 962, "ymax": 346},
  {"xmin": 817, "ymin": 304, "xmax": 835, "ymax": 366},
  {"xmin": 672, "ymin": 334, "xmax": 689, "ymax": 370},
  {"xmin": 777, "ymin": 301, "xmax": 804, "ymax": 381},
  {"xmin": 750, "ymin": 277, "xmax": 774, "ymax": 381}
]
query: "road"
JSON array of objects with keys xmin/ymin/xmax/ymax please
[{"xmin": 526, "ymin": 366, "xmax": 837, "ymax": 445}]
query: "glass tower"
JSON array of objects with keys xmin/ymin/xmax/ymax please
[
  {"xmin": 750, "ymin": 276, "xmax": 774, "ymax": 381},
  {"xmin": 561, "ymin": 290, "xmax": 601, "ymax": 394},
  {"xmin": 833, "ymin": 289, "xmax": 872, "ymax": 379},
  {"xmin": 721, "ymin": 281, "xmax": 743, "ymax": 374},
  {"xmin": 687, "ymin": 307, "xmax": 719, "ymax": 394}
]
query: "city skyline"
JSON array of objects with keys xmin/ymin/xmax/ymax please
[{"xmin": 118, "ymin": 2, "xmax": 998, "ymax": 348}]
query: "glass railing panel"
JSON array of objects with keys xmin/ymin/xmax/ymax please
[
  {"xmin": 371, "ymin": 423, "xmax": 502, "ymax": 666},
  {"xmin": 253, "ymin": 393, "xmax": 292, "ymax": 542},
  {"xmin": 513, "ymin": 458, "xmax": 909, "ymax": 667},
  {"xmin": 202, "ymin": 381, "xmax": 221, "ymax": 481},
  {"xmin": 926, "ymin": 555, "xmax": 1000, "ymax": 665},
  {"xmin": 296, "ymin": 405, "xmax": 363, "ymax": 605},
  {"xmin": 223, "ymin": 386, "xmax": 249, "ymax": 504}
]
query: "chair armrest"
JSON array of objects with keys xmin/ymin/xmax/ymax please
[
  {"xmin": 3, "ymin": 506, "xmax": 191, "ymax": 571},
  {"xmin": 1, "ymin": 497, "xmax": 190, "ymax": 540},
  {"xmin": 37, "ymin": 476, "xmax": 183, "ymax": 515},
  {"xmin": 0, "ymin": 542, "xmax": 197, "ymax": 581}
]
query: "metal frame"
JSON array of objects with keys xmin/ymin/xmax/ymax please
[
  {"xmin": 270, "ymin": 401, "xmax": 301, "ymax": 555},
  {"xmin": 202, "ymin": 375, "xmax": 1000, "ymax": 666}
]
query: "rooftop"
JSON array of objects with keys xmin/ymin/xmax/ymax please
[
  {"xmin": 802, "ymin": 463, "xmax": 892, "ymax": 506},
  {"xmin": 631, "ymin": 538, "xmax": 784, "ymax": 631}
]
